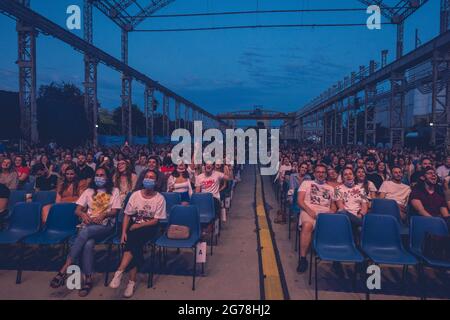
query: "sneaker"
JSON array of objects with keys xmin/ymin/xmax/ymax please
[
  {"xmin": 109, "ymin": 271, "xmax": 123, "ymax": 289},
  {"xmin": 296, "ymin": 257, "xmax": 308, "ymax": 273},
  {"xmin": 123, "ymin": 280, "xmax": 136, "ymax": 298}
]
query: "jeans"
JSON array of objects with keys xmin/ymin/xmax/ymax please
[
  {"xmin": 69, "ymin": 224, "xmax": 114, "ymax": 276},
  {"xmin": 338, "ymin": 211, "xmax": 363, "ymax": 227}
]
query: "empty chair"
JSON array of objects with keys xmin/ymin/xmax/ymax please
[
  {"xmin": 32, "ymin": 191, "xmax": 56, "ymax": 206},
  {"xmin": 160, "ymin": 192, "xmax": 181, "ymax": 227},
  {"xmin": 150, "ymin": 205, "xmax": 201, "ymax": 290},
  {"xmin": 8, "ymin": 190, "xmax": 27, "ymax": 211},
  {"xmin": 361, "ymin": 214, "xmax": 417, "ymax": 298},
  {"xmin": 17, "ymin": 203, "xmax": 78, "ymax": 283},
  {"xmin": 313, "ymin": 214, "xmax": 364, "ymax": 300},
  {"xmin": 410, "ymin": 216, "xmax": 450, "ymax": 299},
  {"xmin": 0, "ymin": 202, "xmax": 42, "ymax": 245},
  {"xmin": 190, "ymin": 193, "xmax": 216, "ymax": 255},
  {"xmin": 370, "ymin": 199, "xmax": 408, "ymax": 235}
]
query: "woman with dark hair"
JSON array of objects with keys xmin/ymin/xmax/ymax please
[
  {"xmin": 355, "ymin": 167, "xmax": 377, "ymax": 201},
  {"xmin": 0, "ymin": 158, "xmax": 18, "ymax": 190},
  {"xmin": 377, "ymin": 161, "xmax": 390, "ymax": 183},
  {"xmin": 114, "ymin": 159, "xmax": 137, "ymax": 206},
  {"xmin": 49, "ymin": 167, "xmax": 121, "ymax": 297},
  {"xmin": 335, "ymin": 157, "xmax": 346, "ymax": 175},
  {"xmin": 109, "ymin": 169, "xmax": 166, "ymax": 298},
  {"xmin": 40, "ymin": 154, "xmax": 54, "ymax": 175},
  {"xmin": 14, "ymin": 155, "xmax": 30, "ymax": 189},
  {"xmin": 167, "ymin": 162, "xmax": 192, "ymax": 205}
]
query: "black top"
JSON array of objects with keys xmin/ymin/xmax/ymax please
[
  {"xmin": 0, "ymin": 183, "xmax": 10, "ymax": 199},
  {"xmin": 366, "ymin": 173, "xmax": 384, "ymax": 190},
  {"xmin": 76, "ymin": 165, "xmax": 95, "ymax": 180},
  {"xmin": 36, "ymin": 174, "xmax": 58, "ymax": 191}
]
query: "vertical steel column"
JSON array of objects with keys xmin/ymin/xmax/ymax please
[
  {"xmin": 144, "ymin": 86, "xmax": 154, "ymax": 144},
  {"xmin": 441, "ymin": 0, "xmax": 450, "ymax": 34},
  {"xmin": 184, "ymin": 105, "xmax": 189, "ymax": 130},
  {"xmin": 440, "ymin": 1, "xmax": 450, "ymax": 152},
  {"xmin": 83, "ymin": 0, "xmax": 98, "ymax": 146},
  {"xmin": 336, "ymin": 100, "xmax": 344, "ymax": 146},
  {"xmin": 175, "ymin": 101, "xmax": 181, "ymax": 129},
  {"xmin": 389, "ymin": 72, "xmax": 406, "ymax": 147},
  {"xmin": 364, "ymin": 60, "xmax": 377, "ymax": 146},
  {"xmin": 396, "ymin": 22, "xmax": 404, "ymax": 59},
  {"xmin": 431, "ymin": 50, "xmax": 450, "ymax": 151},
  {"xmin": 16, "ymin": 0, "xmax": 38, "ymax": 144},
  {"xmin": 121, "ymin": 29, "xmax": 132, "ymax": 142},
  {"xmin": 162, "ymin": 95, "xmax": 169, "ymax": 137}
]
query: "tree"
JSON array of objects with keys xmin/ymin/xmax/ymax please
[
  {"xmin": 112, "ymin": 104, "xmax": 147, "ymax": 137},
  {"xmin": 37, "ymin": 82, "xmax": 89, "ymax": 147}
]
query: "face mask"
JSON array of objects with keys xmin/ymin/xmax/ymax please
[
  {"xmin": 315, "ymin": 179, "xmax": 326, "ymax": 185},
  {"xmin": 344, "ymin": 180, "xmax": 355, "ymax": 188},
  {"xmin": 95, "ymin": 177, "xmax": 107, "ymax": 188},
  {"xmin": 143, "ymin": 178, "xmax": 156, "ymax": 190}
]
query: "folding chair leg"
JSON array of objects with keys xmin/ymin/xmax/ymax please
[
  {"xmin": 401, "ymin": 265, "xmax": 408, "ymax": 292},
  {"xmin": 314, "ymin": 257, "xmax": 319, "ymax": 300},
  {"xmin": 16, "ymin": 244, "xmax": 25, "ymax": 284},
  {"xmin": 210, "ymin": 224, "xmax": 214, "ymax": 256},
  {"xmin": 419, "ymin": 263, "xmax": 426, "ymax": 300},
  {"xmin": 192, "ymin": 246, "xmax": 197, "ymax": 291},
  {"xmin": 308, "ymin": 246, "xmax": 313, "ymax": 286},
  {"xmin": 148, "ymin": 245, "xmax": 156, "ymax": 288},
  {"xmin": 104, "ymin": 244, "xmax": 113, "ymax": 287},
  {"xmin": 352, "ymin": 263, "xmax": 358, "ymax": 290}
]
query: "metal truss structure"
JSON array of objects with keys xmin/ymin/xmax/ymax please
[
  {"xmin": 283, "ymin": 1, "xmax": 450, "ymax": 152},
  {"xmin": 1, "ymin": 0, "xmax": 223, "ymax": 145}
]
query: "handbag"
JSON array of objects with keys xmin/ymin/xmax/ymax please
[
  {"xmin": 422, "ymin": 232, "xmax": 450, "ymax": 262},
  {"xmin": 167, "ymin": 224, "xmax": 190, "ymax": 240}
]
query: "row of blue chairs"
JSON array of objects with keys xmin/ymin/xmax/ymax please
[{"xmin": 311, "ymin": 214, "xmax": 450, "ymax": 300}]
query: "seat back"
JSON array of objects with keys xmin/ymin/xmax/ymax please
[
  {"xmin": 370, "ymin": 198, "xmax": 402, "ymax": 222},
  {"xmin": 361, "ymin": 214, "xmax": 404, "ymax": 251},
  {"xmin": 314, "ymin": 213, "xmax": 357, "ymax": 250},
  {"xmin": 33, "ymin": 191, "xmax": 57, "ymax": 206},
  {"xmin": 169, "ymin": 205, "xmax": 200, "ymax": 239},
  {"xmin": 8, "ymin": 202, "xmax": 42, "ymax": 233},
  {"xmin": 161, "ymin": 192, "xmax": 181, "ymax": 220},
  {"xmin": 190, "ymin": 193, "xmax": 215, "ymax": 222},
  {"xmin": 45, "ymin": 203, "xmax": 78, "ymax": 233},
  {"xmin": 410, "ymin": 216, "xmax": 449, "ymax": 255},
  {"xmin": 8, "ymin": 190, "xmax": 27, "ymax": 210}
]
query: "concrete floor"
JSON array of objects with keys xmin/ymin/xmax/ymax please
[{"xmin": 0, "ymin": 166, "xmax": 448, "ymax": 300}]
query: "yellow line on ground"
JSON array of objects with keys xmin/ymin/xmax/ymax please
[{"xmin": 255, "ymin": 170, "xmax": 284, "ymax": 300}]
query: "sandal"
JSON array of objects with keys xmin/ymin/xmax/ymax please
[
  {"xmin": 50, "ymin": 272, "xmax": 68, "ymax": 289},
  {"xmin": 78, "ymin": 279, "xmax": 93, "ymax": 297}
]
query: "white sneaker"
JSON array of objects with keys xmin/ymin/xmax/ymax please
[
  {"xmin": 109, "ymin": 271, "xmax": 123, "ymax": 289},
  {"xmin": 123, "ymin": 280, "xmax": 136, "ymax": 298}
]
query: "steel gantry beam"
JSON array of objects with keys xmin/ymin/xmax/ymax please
[
  {"xmin": 0, "ymin": 0, "xmax": 225, "ymax": 145},
  {"xmin": 16, "ymin": 0, "xmax": 38, "ymax": 144},
  {"xmin": 357, "ymin": 1, "xmax": 429, "ymax": 58},
  {"xmin": 144, "ymin": 86, "xmax": 155, "ymax": 144}
]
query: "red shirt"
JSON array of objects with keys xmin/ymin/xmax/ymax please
[
  {"xmin": 410, "ymin": 187, "xmax": 447, "ymax": 217},
  {"xmin": 16, "ymin": 166, "xmax": 30, "ymax": 176}
]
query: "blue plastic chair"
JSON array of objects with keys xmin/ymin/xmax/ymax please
[
  {"xmin": 312, "ymin": 214, "xmax": 364, "ymax": 299},
  {"xmin": 23, "ymin": 176, "xmax": 36, "ymax": 193},
  {"xmin": 410, "ymin": 216, "xmax": 450, "ymax": 299},
  {"xmin": 0, "ymin": 202, "xmax": 42, "ymax": 245},
  {"xmin": 17, "ymin": 203, "xmax": 78, "ymax": 284},
  {"xmin": 190, "ymin": 193, "xmax": 216, "ymax": 255},
  {"xmin": 361, "ymin": 214, "xmax": 417, "ymax": 298},
  {"xmin": 8, "ymin": 190, "xmax": 27, "ymax": 211},
  {"xmin": 151, "ymin": 205, "xmax": 201, "ymax": 290},
  {"xmin": 33, "ymin": 191, "xmax": 56, "ymax": 206},
  {"xmin": 370, "ymin": 199, "xmax": 408, "ymax": 235},
  {"xmin": 160, "ymin": 192, "xmax": 181, "ymax": 227}
]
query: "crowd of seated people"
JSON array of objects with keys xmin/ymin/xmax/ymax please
[
  {"xmin": 274, "ymin": 146, "xmax": 450, "ymax": 274},
  {"xmin": 0, "ymin": 142, "xmax": 239, "ymax": 298}
]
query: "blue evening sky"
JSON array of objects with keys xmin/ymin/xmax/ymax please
[{"xmin": 0, "ymin": 0, "xmax": 440, "ymax": 122}]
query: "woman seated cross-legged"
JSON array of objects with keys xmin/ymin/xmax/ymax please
[
  {"xmin": 49, "ymin": 167, "xmax": 121, "ymax": 297},
  {"xmin": 109, "ymin": 169, "xmax": 166, "ymax": 298}
]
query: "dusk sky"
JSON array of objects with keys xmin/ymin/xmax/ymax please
[{"xmin": 0, "ymin": 0, "xmax": 440, "ymax": 120}]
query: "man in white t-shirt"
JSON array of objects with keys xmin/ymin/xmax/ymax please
[
  {"xmin": 297, "ymin": 164, "xmax": 336, "ymax": 273},
  {"xmin": 195, "ymin": 162, "xmax": 231, "ymax": 216},
  {"xmin": 436, "ymin": 156, "xmax": 450, "ymax": 181},
  {"xmin": 379, "ymin": 166, "xmax": 411, "ymax": 221},
  {"xmin": 335, "ymin": 168, "xmax": 369, "ymax": 227}
]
